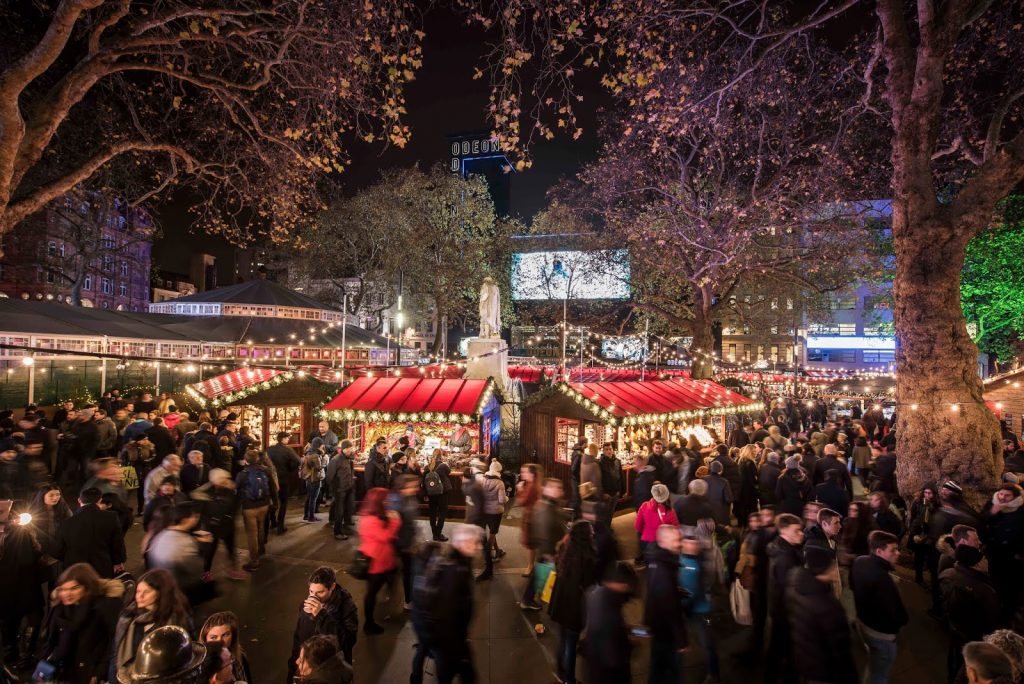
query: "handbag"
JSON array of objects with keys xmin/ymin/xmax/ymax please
[
  {"xmin": 540, "ymin": 568, "xmax": 557, "ymax": 603},
  {"xmin": 347, "ymin": 550, "xmax": 371, "ymax": 580},
  {"xmin": 730, "ymin": 579, "xmax": 753, "ymax": 626}
]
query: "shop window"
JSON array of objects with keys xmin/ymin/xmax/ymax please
[
  {"xmin": 268, "ymin": 405, "xmax": 303, "ymax": 445},
  {"xmin": 555, "ymin": 418, "xmax": 580, "ymax": 464},
  {"xmin": 863, "ymin": 350, "xmax": 895, "ymax": 363}
]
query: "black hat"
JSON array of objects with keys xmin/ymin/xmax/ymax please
[
  {"xmin": 117, "ymin": 625, "xmax": 206, "ymax": 683},
  {"xmin": 804, "ymin": 544, "xmax": 834, "ymax": 575},
  {"xmin": 160, "ymin": 475, "xmax": 181, "ymax": 487}
]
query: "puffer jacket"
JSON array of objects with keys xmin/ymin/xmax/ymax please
[
  {"xmin": 785, "ymin": 567, "xmax": 857, "ymax": 683},
  {"xmin": 634, "ymin": 499, "xmax": 678, "ymax": 543},
  {"xmin": 480, "ymin": 473, "xmax": 507, "ymax": 514}
]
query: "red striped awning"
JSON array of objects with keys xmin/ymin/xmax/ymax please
[
  {"xmin": 554, "ymin": 378, "xmax": 760, "ymax": 425},
  {"xmin": 188, "ymin": 368, "xmax": 286, "ymax": 401},
  {"xmin": 320, "ymin": 377, "xmax": 495, "ymax": 421}
]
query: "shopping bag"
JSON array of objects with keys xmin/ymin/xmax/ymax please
[
  {"xmin": 122, "ymin": 465, "xmax": 139, "ymax": 490},
  {"xmin": 533, "ymin": 560, "xmax": 555, "ymax": 595},
  {"xmin": 730, "ymin": 579, "xmax": 753, "ymax": 626},
  {"xmin": 541, "ymin": 568, "xmax": 557, "ymax": 604}
]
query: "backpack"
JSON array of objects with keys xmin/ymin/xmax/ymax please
[
  {"xmin": 240, "ymin": 467, "xmax": 269, "ymax": 503},
  {"xmin": 424, "ymin": 470, "xmax": 444, "ymax": 497}
]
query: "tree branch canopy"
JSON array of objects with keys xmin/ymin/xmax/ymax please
[{"xmin": 0, "ymin": 0, "xmax": 426, "ymax": 243}]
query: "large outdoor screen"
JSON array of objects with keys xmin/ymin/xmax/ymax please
[{"xmin": 511, "ymin": 250, "xmax": 630, "ymax": 301}]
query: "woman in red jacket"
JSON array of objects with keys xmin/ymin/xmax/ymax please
[{"xmin": 357, "ymin": 487, "xmax": 401, "ymax": 634}]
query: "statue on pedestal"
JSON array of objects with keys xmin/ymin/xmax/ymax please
[{"xmin": 479, "ymin": 276, "xmax": 501, "ymax": 338}]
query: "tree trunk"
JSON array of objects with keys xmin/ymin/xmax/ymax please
[
  {"xmin": 689, "ymin": 308, "xmax": 715, "ymax": 379},
  {"xmin": 431, "ymin": 310, "xmax": 444, "ymax": 356},
  {"xmin": 893, "ymin": 217, "xmax": 1001, "ymax": 507}
]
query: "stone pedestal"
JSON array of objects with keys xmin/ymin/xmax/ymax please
[{"xmin": 465, "ymin": 337, "xmax": 509, "ymax": 390}]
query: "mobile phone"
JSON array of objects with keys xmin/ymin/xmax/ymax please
[{"xmin": 630, "ymin": 627, "xmax": 650, "ymax": 638}]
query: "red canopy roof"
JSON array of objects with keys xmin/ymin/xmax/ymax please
[
  {"xmin": 321, "ymin": 377, "xmax": 495, "ymax": 421},
  {"xmin": 555, "ymin": 378, "xmax": 759, "ymax": 425},
  {"xmin": 188, "ymin": 368, "xmax": 286, "ymax": 401}
]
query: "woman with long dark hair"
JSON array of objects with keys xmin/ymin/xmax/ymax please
[
  {"xmin": 547, "ymin": 520, "xmax": 598, "ymax": 684},
  {"xmin": 29, "ymin": 485, "xmax": 73, "ymax": 559},
  {"xmin": 109, "ymin": 568, "xmax": 192, "ymax": 681},
  {"xmin": 200, "ymin": 611, "xmax": 253, "ymax": 683},
  {"xmin": 908, "ymin": 483, "xmax": 939, "ymax": 585},
  {"xmin": 356, "ymin": 487, "xmax": 401, "ymax": 634},
  {"xmin": 42, "ymin": 563, "xmax": 124, "ymax": 684}
]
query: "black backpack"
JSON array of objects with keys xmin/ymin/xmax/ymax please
[{"xmin": 423, "ymin": 470, "xmax": 444, "ymax": 497}]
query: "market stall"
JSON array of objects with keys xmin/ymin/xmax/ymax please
[
  {"xmin": 521, "ymin": 378, "xmax": 761, "ymax": 502},
  {"xmin": 185, "ymin": 366, "xmax": 343, "ymax": 447},
  {"xmin": 319, "ymin": 376, "xmax": 501, "ymax": 508}
]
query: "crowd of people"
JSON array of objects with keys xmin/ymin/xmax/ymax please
[{"xmin": 1, "ymin": 391, "xmax": 1024, "ymax": 684}]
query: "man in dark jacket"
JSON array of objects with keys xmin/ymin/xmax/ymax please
[
  {"xmin": 520, "ymin": 478, "xmax": 567, "ymax": 607},
  {"xmin": 180, "ymin": 449, "xmax": 209, "ymax": 493},
  {"xmin": 363, "ymin": 440, "xmax": 390, "ymax": 491},
  {"xmin": 145, "ymin": 417, "xmax": 177, "ymax": 460},
  {"xmin": 267, "ymin": 431, "xmax": 301, "ymax": 534},
  {"xmin": 644, "ymin": 525, "xmax": 687, "ymax": 684},
  {"xmin": 776, "ymin": 457, "xmax": 813, "ymax": 516},
  {"xmin": 701, "ymin": 460, "xmax": 734, "ymax": 525},
  {"xmin": 289, "ymin": 566, "xmax": 358, "ymax": 680},
  {"xmin": 326, "ymin": 439, "xmax": 357, "ymax": 539},
  {"xmin": 786, "ymin": 544, "xmax": 857, "ymax": 684},
  {"xmin": 463, "ymin": 468, "xmax": 493, "ymax": 582},
  {"xmin": 814, "ymin": 470, "xmax": 851, "ymax": 518},
  {"xmin": 758, "ymin": 452, "xmax": 783, "ymax": 505},
  {"xmin": 728, "ymin": 423, "xmax": 751, "ymax": 448},
  {"xmin": 673, "ymin": 479, "xmax": 715, "ymax": 527},
  {"xmin": 597, "ymin": 442, "xmax": 622, "ymax": 524},
  {"xmin": 813, "ymin": 444, "xmax": 853, "ymax": 496},
  {"xmin": 850, "ymin": 531, "xmax": 908, "ymax": 684},
  {"xmin": 871, "ymin": 451, "xmax": 898, "ymax": 494},
  {"xmin": 712, "ymin": 444, "xmax": 742, "ymax": 502},
  {"xmin": 584, "ymin": 561, "xmax": 637, "ymax": 684},
  {"xmin": 410, "ymin": 526, "xmax": 480, "ymax": 684},
  {"xmin": 941, "ymin": 544, "xmax": 1002, "ymax": 683},
  {"xmin": 766, "ymin": 513, "xmax": 804, "ymax": 684},
  {"xmin": 68, "ymin": 408, "xmax": 100, "ymax": 485},
  {"xmin": 56, "ymin": 487, "xmax": 126, "ymax": 578},
  {"xmin": 192, "ymin": 468, "xmax": 244, "ymax": 579},
  {"xmin": 869, "ymin": 491, "xmax": 904, "ymax": 537}
]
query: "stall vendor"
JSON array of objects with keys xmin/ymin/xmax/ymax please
[{"xmin": 449, "ymin": 425, "xmax": 472, "ymax": 453}]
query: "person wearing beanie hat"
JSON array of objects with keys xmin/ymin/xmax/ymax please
[
  {"xmin": 785, "ymin": 455, "xmax": 800, "ymax": 470},
  {"xmin": 785, "ymin": 538, "xmax": 856, "ymax": 684},
  {"xmin": 480, "ymin": 455, "xmax": 508, "ymax": 561},
  {"xmin": 941, "ymin": 537, "xmax": 1001, "ymax": 680},
  {"xmin": 325, "ymin": 438, "xmax": 358, "ymax": 539},
  {"xmin": 701, "ymin": 460, "xmax": 733, "ymax": 525},
  {"xmin": 634, "ymin": 484, "xmax": 677, "ymax": 562}
]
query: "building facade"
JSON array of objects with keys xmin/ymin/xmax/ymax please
[
  {"xmin": 151, "ymin": 272, "xmax": 197, "ymax": 303},
  {"xmin": 0, "ymin": 193, "xmax": 154, "ymax": 311}
]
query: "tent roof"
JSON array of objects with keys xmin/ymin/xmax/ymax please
[
  {"xmin": 321, "ymin": 377, "xmax": 495, "ymax": 421},
  {"xmin": 164, "ymin": 278, "xmax": 340, "ymax": 311},
  {"xmin": 186, "ymin": 365, "xmax": 345, "ymax": 405},
  {"xmin": 549, "ymin": 378, "xmax": 760, "ymax": 425}
]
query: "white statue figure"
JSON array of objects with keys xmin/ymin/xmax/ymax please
[{"xmin": 479, "ymin": 276, "xmax": 501, "ymax": 338}]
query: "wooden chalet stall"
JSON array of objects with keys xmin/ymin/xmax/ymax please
[
  {"xmin": 521, "ymin": 379, "xmax": 761, "ymax": 500},
  {"xmin": 185, "ymin": 367, "xmax": 343, "ymax": 448},
  {"xmin": 319, "ymin": 376, "xmax": 501, "ymax": 510}
]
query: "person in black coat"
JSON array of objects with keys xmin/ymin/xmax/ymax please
[
  {"xmin": 815, "ymin": 470, "xmax": 851, "ymax": 519},
  {"xmin": 363, "ymin": 441, "xmax": 390, "ymax": 491},
  {"xmin": 582, "ymin": 501, "xmax": 619, "ymax": 582},
  {"xmin": 850, "ymin": 532, "xmax": 908, "ymax": 683},
  {"xmin": 673, "ymin": 480, "xmax": 715, "ymax": 527},
  {"xmin": 786, "ymin": 545, "xmax": 857, "ymax": 684},
  {"xmin": 56, "ymin": 487, "xmax": 126, "ymax": 578},
  {"xmin": 871, "ymin": 451, "xmax": 898, "ymax": 494},
  {"xmin": 410, "ymin": 528, "xmax": 479, "ymax": 684},
  {"xmin": 644, "ymin": 525, "xmax": 688, "ymax": 684},
  {"xmin": 812, "ymin": 445, "xmax": 853, "ymax": 496},
  {"xmin": 758, "ymin": 453, "xmax": 783, "ymax": 505},
  {"xmin": 735, "ymin": 452, "xmax": 760, "ymax": 524},
  {"xmin": 728, "ymin": 424, "xmax": 751, "ymax": 448},
  {"xmin": 712, "ymin": 445, "xmax": 742, "ymax": 501},
  {"xmin": 869, "ymin": 491, "xmax": 904, "ymax": 537},
  {"xmin": 42, "ymin": 563, "xmax": 124, "ymax": 684},
  {"xmin": 980, "ymin": 483, "xmax": 1024, "ymax": 620},
  {"xmin": 145, "ymin": 418, "xmax": 177, "ymax": 460},
  {"xmin": 548, "ymin": 521, "xmax": 599, "ymax": 684},
  {"xmin": 0, "ymin": 512, "xmax": 47, "ymax": 667},
  {"xmin": 776, "ymin": 457, "xmax": 812, "ymax": 516},
  {"xmin": 583, "ymin": 562, "xmax": 637, "ymax": 684},
  {"xmin": 941, "ymin": 544, "xmax": 1002, "ymax": 683},
  {"xmin": 289, "ymin": 567, "xmax": 359, "ymax": 680},
  {"xmin": 765, "ymin": 513, "xmax": 805, "ymax": 684}
]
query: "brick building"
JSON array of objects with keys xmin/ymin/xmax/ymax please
[{"xmin": 0, "ymin": 192, "xmax": 154, "ymax": 311}]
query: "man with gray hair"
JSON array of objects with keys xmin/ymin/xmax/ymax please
[
  {"xmin": 673, "ymin": 477, "xmax": 714, "ymax": 527},
  {"xmin": 144, "ymin": 453, "xmax": 183, "ymax": 505},
  {"xmin": 962, "ymin": 642, "xmax": 1015, "ymax": 684},
  {"xmin": 409, "ymin": 524, "xmax": 482, "ymax": 684}
]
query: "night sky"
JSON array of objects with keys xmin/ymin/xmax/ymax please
[{"xmin": 152, "ymin": 6, "xmax": 606, "ymax": 281}]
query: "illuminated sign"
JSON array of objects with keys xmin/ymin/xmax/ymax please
[
  {"xmin": 806, "ymin": 336, "xmax": 896, "ymax": 351},
  {"xmin": 450, "ymin": 136, "xmax": 502, "ymax": 172}
]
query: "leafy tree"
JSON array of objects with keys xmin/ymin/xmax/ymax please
[
  {"xmin": 0, "ymin": 0, "xmax": 424, "ymax": 243},
  {"xmin": 467, "ymin": 0, "xmax": 1024, "ymax": 499},
  {"xmin": 962, "ymin": 197, "xmax": 1024, "ymax": 365}
]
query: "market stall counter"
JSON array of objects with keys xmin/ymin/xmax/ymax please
[{"xmin": 320, "ymin": 376, "xmax": 501, "ymax": 514}]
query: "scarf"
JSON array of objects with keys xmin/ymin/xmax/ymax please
[
  {"xmin": 117, "ymin": 609, "xmax": 156, "ymax": 670},
  {"xmin": 994, "ymin": 493, "xmax": 1024, "ymax": 513}
]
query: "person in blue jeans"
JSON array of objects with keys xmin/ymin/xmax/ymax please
[
  {"xmin": 850, "ymin": 530, "xmax": 908, "ymax": 684},
  {"xmin": 301, "ymin": 443, "xmax": 326, "ymax": 522},
  {"xmin": 680, "ymin": 534, "xmax": 720, "ymax": 682}
]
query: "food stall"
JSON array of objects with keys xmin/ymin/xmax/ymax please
[
  {"xmin": 319, "ymin": 376, "xmax": 501, "ymax": 509},
  {"xmin": 185, "ymin": 366, "xmax": 344, "ymax": 447},
  {"xmin": 521, "ymin": 378, "xmax": 761, "ymax": 503}
]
